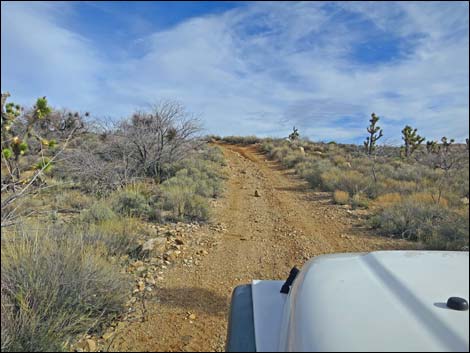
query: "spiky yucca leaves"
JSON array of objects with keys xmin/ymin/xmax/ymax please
[
  {"xmin": 364, "ymin": 112, "xmax": 383, "ymax": 155},
  {"xmin": 289, "ymin": 126, "xmax": 300, "ymax": 141},
  {"xmin": 426, "ymin": 140, "xmax": 438, "ymax": 154},
  {"xmin": 401, "ymin": 125, "xmax": 425, "ymax": 158},
  {"xmin": 1, "ymin": 93, "xmax": 57, "ymax": 181}
]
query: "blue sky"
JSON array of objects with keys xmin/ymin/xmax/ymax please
[{"xmin": 1, "ymin": 1, "xmax": 469, "ymax": 144}]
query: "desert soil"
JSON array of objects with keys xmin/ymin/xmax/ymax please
[{"xmin": 108, "ymin": 143, "xmax": 413, "ymax": 352}]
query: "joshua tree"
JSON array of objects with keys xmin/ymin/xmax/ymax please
[
  {"xmin": 289, "ymin": 126, "xmax": 300, "ymax": 141},
  {"xmin": 363, "ymin": 113, "xmax": 383, "ymax": 155},
  {"xmin": 1, "ymin": 93, "xmax": 79, "ymax": 227},
  {"xmin": 426, "ymin": 140, "xmax": 439, "ymax": 154},
  {"xmin": 401, "ymin": 125, "xmax": 425, "ymax": 158}
]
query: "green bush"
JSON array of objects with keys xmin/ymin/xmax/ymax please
[
  {"xmin": 280, "ymin": 150, "xmax": 306, "ymax": 168},
  {"xmin": 159, "ymin": 176, "xmax": 210, "ymax": 221},
  {"xmin": 1, "ymin": 226, "xmax": 129, "ymax": 352},
  {"xmin": 167, "ymin": 157, "xmax": 225, "ymax": 197},
  {"xmin": 221, "ymin": 135, "xmax": 260, "ymax": 145},
  {"xmin": 186, "ymin": 194, "xmax": 210, "ymax": 221},
  {"xmin": 370, "ymin": 200, "xmax": 469, "ymax": 249},
  {"xmin": 295, "ymin": 159, "xmax": 334, "ymax": 189},
  {"xmin": 85, "ymin": 218, "xmax": 141, "ymax": 256},
  {"xmin": 51, "ymin": 189, "xmax": 93, "ymax": 210},
  {"xmin": 145, "ymin": 145, "xmax": 225, "ymax": 222},
  {"xmin": 430, "ymin": 210, "xmax": 469, "ymax": 250},
  {"xmin": 321, "ymin": 169, "xmax": 371, "ymax": 195},
  {"xmin": 200, "ymin": 145, "xmax": 226, "ymax": 165},
  {"xmin": 351, "ymin": 192, "xmax": 370, "ymax": 209},
  {"xmin": 260, "ymin": 141, "xmax": 274, "ymax": 154},
  {"xmin": 111, "ymin": 190, "xmax": 150, "ymax": 217},
  {"xmin": 268, "ymin": 145, "xmax": 291, "ymax": 161},
  {"xmin": 80, "ymin": 201, "xmax": 117, "ymax": 223}
]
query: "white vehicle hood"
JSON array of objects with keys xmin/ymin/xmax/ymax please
[{"xmin": 252, "ymin": 251, "xmax": 469, "ymax": 352}]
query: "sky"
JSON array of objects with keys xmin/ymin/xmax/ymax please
[{"xmin": 1, "ymin": 1, "xmax": 469, "ymax": 144}]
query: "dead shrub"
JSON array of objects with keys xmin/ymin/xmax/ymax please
[{"xmin": 333, "ymin": 190, "xmax": 349, "ymax": 205}]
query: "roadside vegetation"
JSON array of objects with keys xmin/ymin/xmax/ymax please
[
  {"xmin": 1, "ymin": 91, "xmax": 468, "ymax": 351},
  {"xmin": 258, "ymin": 122, "xmax": 469, "ymax": 250},
  {"xmin": 1, "ymin": 93, "xmax": 226, "ymax": 351}
]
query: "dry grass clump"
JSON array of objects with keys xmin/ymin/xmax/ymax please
[
  {"xmin": 333, "ymin": 190, "xmax": 349, "ymax": 205},
  {"xmin": 372, "ymin": 193, "xmax": 403, "ymax": 208},
  {"xmin": 407, "ymin": 192, "xmax": 448, "ymax": 208},
  {"xmin": 1, "ymin": 225, "xmax": 130, "ymax": 352}
]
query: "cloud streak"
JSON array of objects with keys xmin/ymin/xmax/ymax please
[{"xmin": 1, "ymin": 1, "xmax": 468, "ymax": 143}]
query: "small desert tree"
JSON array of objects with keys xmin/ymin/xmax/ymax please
[
  {"xmin": 289, "ymin": 126, "xmax": 300, "ymax": 141},
  {"xmin": 401, "ymin": 125, "xmax": 425, "ymax": 158},
  {"xmin": 1, "ymin": 93, "xmax": 54, "ymax": 183},
  {"xmin": 426, "ymin": 140, "xmax": 439, "ymax": 154},
  {"xmin": 363, "ymin": 113, "xmax": 383, "ymax": 155},
  {"xmin": 420, "ymin": 136, "xmax": 465, "ymax": 205},
  {"xmin": 1, "ymin": 93, "xmax": 79, "ymax": 226},
  {"xmin": 118, "ymin": 101, "xmax": 201, "ymax": 182}
]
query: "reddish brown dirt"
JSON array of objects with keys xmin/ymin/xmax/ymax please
[{"xmin": 109, "ymin": 144, "xmax": 413, "ymax": 352}]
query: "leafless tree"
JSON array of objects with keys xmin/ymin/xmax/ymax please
[
  {"xmin": 60, "ymin": 100, "xmax": 202, "ymax": 194},
  {"xmin": 116, "ymin": 101, "xmax": 201, "ymax": 182},
  {"xmin": 419, "ymin": 137, "xmax": 468, "ymax": 204}
]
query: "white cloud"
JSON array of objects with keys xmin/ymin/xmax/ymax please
[
  {"xmin": 1, "ymin": 1, "xmax": 468, "ymax": 142},
  {"xmin": 1, "ymin": 2, "xmax": 106, "ymax": 109}
]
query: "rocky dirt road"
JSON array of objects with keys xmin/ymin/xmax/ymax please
[{"xmin": 109, "ymin": 144, "xmax": 412, "ymax": 352}]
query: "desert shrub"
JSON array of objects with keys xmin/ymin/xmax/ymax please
[
  {"xmin": 159, "ymin": 180, "xmax": 210, "ymax": 221},
  {"xmin": 448, "ymin": 168, "xmax": 469, "ymax": 199},
  {"xmin": 383, "ymin": 161, "xmax": 439, "ymax": 183},
  {"xmin": 53, "ymin": 190, "xmax": 93, "ymax": 210},
  {"xmin": 370, "ymin": 199, "xmax": 469, "ymax": 249},
  {"xmin": 376, "ymin": 178, "xmax": 418, "ymax": 195},
  {"xmin": 407, "ymin": 192, "xmax": 448, "ymax": 208},
  {"xmin": 372, "ymin": 193, "xmax": 403, "ymax": 208},
  {"xmin": 205, "ymin": 134, "xmax": 221, "ymax": 142},
  {"xmin": 351, "ymin": 192, "xmax": 370, "ymax": 209},
  {"xmin": 260, "ymin": 141, "xmax": 274, "ymax": 154},
  {"xmin": 186, "ymin": 194, "xmax": 210, "ymax": 221},
  {"xmin": 111, "ymin": 190, "xmax": 150, "ymax": 217},
  {"xmin": 321, "ymin": 169, "xmax": 370, "ymax": 195},
  {"xmin": 148, "ymin": 145, "xmax": 224, "ymax": 222},
  {"xmin": 296, "ymin": 159, "xmax": 334, "ymax": 189},
  {"xmin": 429, "ymin": 210, "xmax": 469, "ymax": 250},
  {"xmin": 122, "ymin": 181, "xmax": 159, "ymax": 199},
  {"xmin": 280, "ymin": 150, "xmax": 306, "ymax": 168},
  {"xmin": 268, "ymin": 145, "xmax": 291, "ymax": 161},
  {"xmin": 331, "ymin": 154, "xmax": 349, "ymax": 167},
  {"xmin": 80, "ymin": 201, "xmax": 117, "ymax": 223},
  {"xmin": 168, "ymin": 162, "xmax": 224, "ymax": 198},
  {"xmin": 201, "ymin": 145, "xmax": 226, "ymax": 165},
  {"xmin": 333, "ymin": 190, "xmax": 349, "ymax": 205},
  {"xmin": 221, "ymin": 135, "xmax": 260, "ymax": 145},
  {"xmin": 85, "ymin": 218, "xmax": 141, "ymax": 256},
  {"xmin": 11, "ymin": 196, "xmax": 45, "ymax": 212},
  {"xmin": 1, "ymin": 226, "xmax": 129, "ymax": 352},
  {"xmin": 294, "ymin": 160, "xmax": 314, "ymax": 179}
]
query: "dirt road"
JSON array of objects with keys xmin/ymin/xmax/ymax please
[{"xmin": 110, "ymin": 144, "xmax": 411, "ymax": 352}]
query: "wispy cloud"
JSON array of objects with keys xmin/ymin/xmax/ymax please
[{"xmin": 1, "ymin": 1, "xmax": 468, "ymax": 143}]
